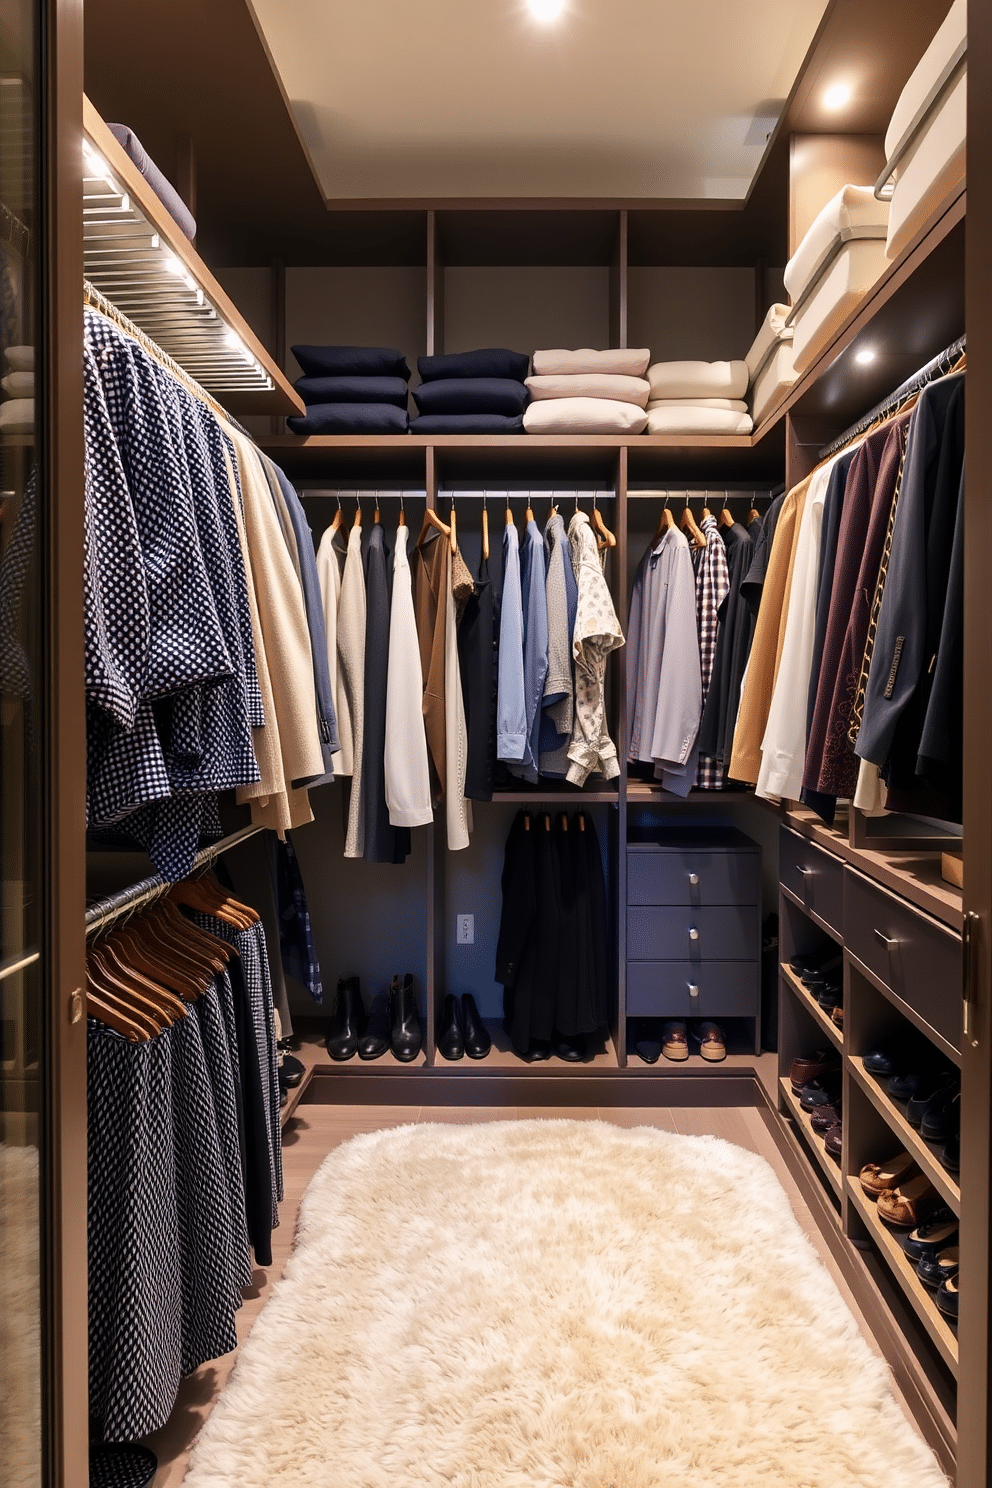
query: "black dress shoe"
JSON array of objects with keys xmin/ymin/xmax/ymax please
[
  {"xmin": 358, "ymin": 990, "xmax": 392, "ymax": 1060},
  {"xmin": 390, "ymin": 974, "xmax": 422, "ymax": 1062},
  {"xmin": 438, "ymin": 993, "xmax": 464, "ymax": 1060},
  {"xmin": 554, "ymin": 1033, "xmax": 585, "ymax": 1062},
  {"xmin": 917, "ymin": 1246, "xmax": 959, "ymax": 1290},
  {"xmin": 799, "ymin": 1074, "xmax": 842, "ymax": 1110},
  {"xmin": 903, "ymin": 1209, "xmax": 958, "ymax": 1260},
  {"xmin": 633, "ymin": 1020, "xmax": 662, "ymax": 1063},
  {"xmin": 921, "ymin": 1089, "xmax": 961, "ymax": 1142},
  {"xmin": 281, "ymin": 1053, "xmax": 305, "ymax": 1087},
  {"xmin": 326, "ymin": 976, "xmax": 363, "ymax": 1061},
  {"xmin": 523, "ymin": 1039, "xmax": 552, "ymax": 1062},
  {"xmin": 907, "ymin": 1075, "xmax": 958, "ymax": 1128},
  {"xmin": 935, "ymin": 1275, "xmax": 959, "ymax": 1321},
  {"xmin": 461, "ymin": 993, "xmax": 491, "ymax": 1059},
  {"xmin": 942, "ymin": 1134, "xmax": 960, "ymax": 1172}
]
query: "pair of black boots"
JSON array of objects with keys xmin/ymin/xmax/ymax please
[
  {"xmin": 438, "ymin": 993, "xmax": 491, "ymax": 1061},
  {"xmin": 327, "ymin": 975, "xmax": 422, "ymax": 1063}
]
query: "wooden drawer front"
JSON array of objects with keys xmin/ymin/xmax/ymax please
[
  {"xmin": 627, "ymin": 905, "xmax": 758, "ymax": 962},
  {"xmin": 779, "ymin": 827, "xmax": 844, "ymax": 935},
  {"xmin": 844, "ymin": 867, "xmax": 962, "ymax": 1051},
  {"xmin": 627, "ymin": 849, "xmax": 759, "ymax": 906},
  {"xmin": 626, "ymin": 961, "xmax": 759, "ymax": 1018}
]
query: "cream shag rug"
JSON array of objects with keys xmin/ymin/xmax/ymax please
[{"xmin": 187, "ymin": 1120, "xmax": 948, "ymax": 1488}]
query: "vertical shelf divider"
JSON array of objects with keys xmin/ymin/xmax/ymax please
[
  {"xmin": 424, "ymin": 442, "xmax": 439, "ymax": 1066},
  {"xmin": 615, "ymin": 445, "xmax": 629, "ymax": 1066},
  {"xmin": 609, "ymin": 209, "xmax": 629, "ymax": 351},
  {"xmin": 426, "ymin": 209, "xmax": 443, "ymax": 357}
]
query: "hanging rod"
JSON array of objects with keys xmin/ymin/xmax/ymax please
[
  {"xmin": 818, "ymin": 334, "xmax": 966, "ymax": 460},
  {"xmin": 85, "ymin": 824, "xmax": 264, "ymax": 937}
]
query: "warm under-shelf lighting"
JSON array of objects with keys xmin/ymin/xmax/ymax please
[
  {"xmin": 855, "ymin": 348, "xmax": 876, "ymax": 366},
  {"xmin": 528, "ymin": 0, "xmax": 566, "ymax": 20},
  {"xmin": 823, "ymin": 81, "xmax": 852, "ymax": 111}
]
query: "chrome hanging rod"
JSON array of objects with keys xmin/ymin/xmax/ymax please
[
  {"xmin": 819, "ymin": 334, "xmax": 966, "ymax": 460},
  {"xmin": 85, "ymin": 824, "xmax": 264, "ymax": 937}
]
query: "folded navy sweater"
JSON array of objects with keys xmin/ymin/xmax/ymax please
[
  {"xmin": 294, "ymin": 375, "xmax": 410, "ymax": 408},
  {"xmin": 291, "ymin": 345, "xmax": 411, "ymax": 380},
  {"xmin": 417, "ymin": 348, "xmax": 530, "ymax": 383},
  {"xmin": 287, "ymin": 402, "xmax": 408, "ymax": 435},
  {"xmin": 409, "ymin": 413, "xmax": 525, "ymax": 434},
  {"xmin": 413, "ymin": 378, "xmax": 529, "ymax": 416}
]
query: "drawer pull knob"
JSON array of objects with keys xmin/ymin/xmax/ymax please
[
  {"xmin": 689, "ymin": 927, "xmax": 699, "ymax": 941},
  {"xmin": 688, "ymin": 872, "xmax": 699, "ymax": 886},
  {"xmin": 873, "ymin": 929, "xmax": 898, "ymax": 951},
  {"xmin": 688, "ymin": 984, "xmax": 700, "ymax": 998},
  {"xmin": 798, "ymin": 866, "xmax": 812, "ymax": 878}
]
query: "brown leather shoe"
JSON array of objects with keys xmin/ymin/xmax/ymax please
[
  {"xmin": 810, "ymin": 1102, "xmax": 840, "ymax": 1134},
  {"xmin": 877, "ymin": 1173, "xmax": 941, "ymax": 1228},
  {"xmin": 694, "ymin": 1021, "xmax": 726, "ymax": 1061},
  {"xmin": 859, "ymin": 1150, "xmax": 917, "ymax": 1198},
  {"xmin": 790, "ymin": 1049, "xmax": 839, "ymax": 1093},
  {"xmin": 661, "ymin": 1020, "xmax": 689, "ymax": 1061},
  {"xmin": 824, "ymin": 1122, "xmax": 842, "ymax": 1158}
]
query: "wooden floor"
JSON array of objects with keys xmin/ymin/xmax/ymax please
[{"xmin": 141, "ymin": 1091, "xmax": 921, "ymax": 1486}]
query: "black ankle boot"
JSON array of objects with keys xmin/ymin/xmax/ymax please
[
  {"xmin": 358, "ymin": 989, "xmax": 391, "ymax": 1060},
  {"xmin": 438, "ymin": 993, "xmax": 464, "ymax": 1060},
  {"xmin": 390, "ymin": 974, "xmax": 422, "ymax": 1063},
  {"xmin": 326, "ymin": 976, "xmax": 363, "ymax": 1061},
  {"xmin": 461, "ymin": 993, "xmax": 491, "ymax": 1059}
]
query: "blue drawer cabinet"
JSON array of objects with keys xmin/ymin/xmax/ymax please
[{"xmin": 626, "ymin": 829, "xmax": 761, "ymax": 1054}]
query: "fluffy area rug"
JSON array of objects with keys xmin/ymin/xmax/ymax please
[
  {"xmin": 0, "ymin": 1143, "xmax": 41, "ymax": 1488},
  {"xmin": 186, "ymin": 1120, "xmax": 948, "ymax": 1488}
]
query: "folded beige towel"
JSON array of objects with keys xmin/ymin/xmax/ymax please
[
  {"xmin": 524, "ymin": 397, "xmax": 648, "ymax": 435},
  {"xmin": 526, "ymin": 373, "xmax": 650, "ymax": 407},
  {"xmin": 647, "ymin": 398, "xmax": 748, "ymax": 413},
  {"xmin": 532, "ymin": 347, "xmax": 650, "ymax": 378},
  {"xmin": 646, "ymin": 405, "xmax": 753, "ymax": 436},
  {"xmin": 784, "ymin": 186, "xmax": 888, "ymax": 304},
  {"xmin": 1, "ymin": 371, "xmax": 34, "ymax": 397},
  {"xmin": 745, "ymin": 304, "xmax": 793, "ymax": 385},
  {"xmin": 4, "ymin": 345, "xmax": 33, "ymax": 374},
  {"xmin": 647, "ymin": 360, "xmax": 749, "ymax": 401},
  {"xmin": 0, "ymin": 397, "xmax": 34, "ymax": 432},
  {"xmin": 750, "ymin": 342, "xmax": 797, "ymax": 425}
]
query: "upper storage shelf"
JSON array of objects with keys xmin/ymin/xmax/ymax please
[{"xmin": 82, "ymin": 98, "xmax": 304, "ymax": 416}]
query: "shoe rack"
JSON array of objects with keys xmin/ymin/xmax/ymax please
[{"xmin": 775, "ymin": 808, "xmax": 962, "ymax": 1476}]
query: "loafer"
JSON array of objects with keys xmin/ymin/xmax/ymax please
[
  {"xmin": 662, "ymin": 1020, "xmax": 689, "ymax": 1062},
  {"xmin": 824, "ymin": 1122, "xmax": 842, "ymax": 1159},
  {"xmin": 632, "ymin": 1021, "xmax": 661, "ymax": 1063},
  {"xmin": 877, "ymin": 1174, "xmax": 942, "ymax": 1228},
  {"xmin": 281, "ymin": 1052, "xmax": 305, "ymax": 1087},
  {"xmin": 935, "ymin": 1275, "xmax": 959, "ymax": 1321},
  {"xmin": 916, "ymin": 1246, "xmax": 959, "ymax": 1290},
  {"xmin": 437, "ymin": 992, "xmax": 464, "ymax": 1061},
  {"xmin": 357, "ymin": 990, "xmax": 391, "ymax": 1060},
  {"xmin": 830, "ymin": 1005, "xmax": 844, "ymax": 1029},
  {"xmin": 920, "ymin": 1090, "xmax": 961, "ymax": 1143},
  {"xmin": 554, "ymin": 1034, "xmax": 585, "ymax": 1062},
  {"xmin": 810, "ymin": 1101, "xmax": 841, "ymax": 1134},
  {"xmin": 326, "ymin": 977, "xmax": 363, "ymax": 1061},
  {"xmin": 942, "ymin": 1135, "xmax": 960, "ymax": 1173},
  {"xmin": 907, "ymin": 1076, "xmax": 958, "ymax": 1128},
  {"xmin": 692, "ymin": 1020, "xmax": 726, "ymax": 1062},
  {"xmin": 859, "ymin": 1150, "xmax": 917, "ymax": 1198},
  {"xmin": 461, "ymin": 993, "xmax": 491, "ymax": 1059},
  {"xmin": 887, "ymin": 1069, "xmax": 948, "ymax": 1102},
  {"xmin": 790, "ymin": 1050, "xmax": 839, "ymax": 1093},
  {"xmin": 799, "ymin": 1074, "xmax": 842, "ymax": 1110},
  {"xmin": 903, "ymin": 1209, "xmax": 958, "ymax": 1259},
  {"xmin": 816, "ymin": 987, "xmax": 843, "ymax": 1011},
  {"xmin": 862, "ymin": 1049, "xmax": 898, "ymax": 1076}
]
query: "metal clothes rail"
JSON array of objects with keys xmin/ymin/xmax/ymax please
[
  {"xmin": 85, "ymin": 824, "xmax": 263, "ymax": 937},
  {"xmin": 819, "ymin": 334, "xmax": 966, "ymax": 459}
]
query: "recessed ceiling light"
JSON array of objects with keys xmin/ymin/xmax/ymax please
[
  {"xmin": 528, "ymin": 0, "xmax": 566, "ymax": 19},
  {"xmin": 823, "ymin": 82, "xmax": 852, "ymax": 111},
  {"xmin": 855, "ymin": 348, "xmax": 876, "ymax": 365}
]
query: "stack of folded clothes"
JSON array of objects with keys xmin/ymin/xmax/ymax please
[
  {"xmin": 745, "ymin": 305, "xmax": 796, "ymax": 426},
  {"xmin": 784, "ymin": 185, "xmax": 889, "ymax": 377},
  {"xmin": 644, "ymin": 360, "xmax": 752, "ymax": 434},
  {"xmin": 410, "ymin": 348, "xmax": 530, "ymax": 433},
  {"xmin": 523, "ymin": 348, "xmax": 650, "ymax": 434},
  {"xmin": 0, "ymin": 345, "xmax": 34, "ymax": 433},
  {"xmin": 287, "ymin": 345, "xmax": 411, "ymax": 435},
  {"xmin": 107, "ymin": 124, "xmax": 197, "ymax": 241}
]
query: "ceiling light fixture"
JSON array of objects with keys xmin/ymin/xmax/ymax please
[
  {"xmin": 528, "ymin": 0, "xmax": 566, "ymax": 20},
  {"xmin": 855, "ymin": 347, "xmax": 876, "ymax": 365},
  {"xmin": 823, "ymin": 82, "xmax": 852, "ymax": 111}
]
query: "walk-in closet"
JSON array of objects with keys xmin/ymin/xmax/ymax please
[{"xmin": 2, "ymin": 0, "xmax": 989, "ymax": 1483}]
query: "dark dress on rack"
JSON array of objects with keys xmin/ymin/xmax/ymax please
[
  {"xmin": 362, "ymin": 523, "xmax": 411, "ymax": 863},
  {"xmin": 458, "ymin": 553, "xmax": 498, "ymax": 801}
]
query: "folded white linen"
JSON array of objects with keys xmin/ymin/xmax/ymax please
[
  {"xmin": 1, "ymin": 371, "xmax": 34, "ymax": 397},
  {"xmin": 523, "ymin": 397, "xmax": 648, "ymax": 435},
  {"xmin": 647, "ymin": 398, "xmax": 748, "ymax": 413},
  {"xmin": 750, "ymin": 342, "xmax": 797, "ymax": 426},
  {"xmin": 0, "ymin": 398, "xmax": 34, "ymax": 432},
  {"xmin": 645, "ymin": 406, "xmax": 753, "ymax": 436},
  {"xmin": 745, "ymin": 303, "xmax": 793, "ymax": 384},
  {"xmin": 886, "ymin": 75, "xmax": 965, "ymax": 261},
  {"xmin": 531, "ymin": 347, "xmax": 650, "ymax": 378},
  {"xmin": 784, "ymin": 186, "xmax": 889, "ymax": 304},
  {"xmin": 646, "ymin": 360, "xmax": 748, "ymax": 401},
  {"xmin": 791, "ymin": 239, "xmax": 889, "ymax": 376},
  {"xmin": 4, "ymin": 346, "xmax": 33, "ymax": 373},
  {"xmin": 885, "ymin": 0, "xmax": 965, "ymax": 162},
  {"xmin": 526, "ymin": 373, "xmax": 650, "ymax": 406}
]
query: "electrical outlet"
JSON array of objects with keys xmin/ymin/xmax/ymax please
[{"xmin": 456, "ymin": 913, "xmax": 474, "ymax": 945}]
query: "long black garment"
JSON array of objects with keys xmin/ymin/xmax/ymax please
[
  {"xmin": 495, "ymin": 810, "xmax": 538, "ymax": 1054},
  {"xmin": 529, "ymin": 817, "xmax": 561, "ymax": 1044},
  {"xmin": 582, "ymin": 811, "xmax": 610, "ymax": 1032},
  {"xmin": 562, "ymin": 810, "xmax": 608, "ymax": 1037},
  {"xmin": 698, "ymin": 521, "xmax": 753, "ymax": 764},
  {"xmin": 363, "ymin": 523, "xmax": 411, "ymax": 863},
  {"xmin": 552, "ymin": 815, "xmax": 582, "ymax": 1037},
  {"xmin": 458, "ymin": 553, "xmax": 498, "ymax": 800},
  {"xmin": 915, "ymin": 460, "xmax": 964, "ymax": 795},
  {"xmin": 226, "ymin": 953, "xmax": 275, "ymax": 1267}
]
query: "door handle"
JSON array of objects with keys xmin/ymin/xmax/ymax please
[
  {"xmin": 688, "ymin": 872, "xmax": 700, "ymax": 886},
  {"xmin": 688, "ymin": 927, "xmax": 699, "ymax": 942},
  {"xmin": 873, "ymin": 928, "xmax": 898, "ymax": 951},
  {"xmin": 963, "ymin": 910, "xmax": 981, "ymax": 1048},
  {"xmin": 688, "ymin": 984, "xmax": 700, "ymax": 999}
]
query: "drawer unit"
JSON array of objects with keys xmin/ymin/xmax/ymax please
[
  {"xmin": 627, "ymin": 961, "xmax": 760, "ymax": 1019},
  {"xmin": 779, "ymin": 826, "xmax": 844, "ymax": 937},
  {"xmin": 627, "ymin": 905, "xmax": 759, "ymax": 962},
  {"xmin": 844, "ymin": 866, "xmax": 962, "ymax": 1054},
  {"xmin": 627, "ymin": 846, "xmax": 759, "ymax": 907}
]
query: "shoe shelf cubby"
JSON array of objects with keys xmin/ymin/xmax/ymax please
[
  {"xmin": 778, "ymin": 1077, "xmax": 843, "ymax": 1203},
  {"xmin": 846, "ymin": 1178, "xmax": 958, "ymax": 1376},
  {"xmin": 847, "ymin": 1060, "xmax": 960, "ymax": 1214},
  {"xmin": 780, "ymin": 961, "xmax": 842, "ymax": 1051}
]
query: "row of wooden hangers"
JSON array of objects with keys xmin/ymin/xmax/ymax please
[
  {"xmin": 814, "ymin": 348, "xmax": 966, "ymax": 470},
  {"xmin": 85, "ymin": 872, "xmax": 260, "ymax": 1042},
  {"xmin": 325, "ymin": 491, "xmax": 617, "ymax": 560},
  {"xmin": 650, "ymin": 491, "xmax": 764, "ymax": 550},
  {"xmin": 521, "ymin": 810, "xmax": 589, "ymax": 833}
]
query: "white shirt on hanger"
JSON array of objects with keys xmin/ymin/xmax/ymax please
[{"xmin": 384, "ymin": 523, "xmax": 433, "ymax": 828}]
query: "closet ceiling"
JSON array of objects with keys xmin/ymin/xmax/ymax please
[{"xmin": 246, "ymin": 0, "xmax": 830, "ymax": 202}]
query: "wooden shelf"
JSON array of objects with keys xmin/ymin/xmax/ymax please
[
  {"xmin": 780, "ymin": 963, "xmax": 843, "ymax": 1050},
  {"xmin": 847, "ymin": 1177, "xmax": 958, "ymax": 1375},
  {"xmin": 848, "ymin": 1059, "xmax": 960, "ymax": 1214},
  {"xmin": 486, "ymin": 790, "xmax": 619, "ymax": 805},
  {"xmin": 280, "ymin": 1064, "xmax": 315, "ymax": 1126},
  {"xmin": 779, "ymin": 1077, "xmax": 842, "ymax": 1200},
  {"xmin": 753, "ymin": 188, "xmax": 965, "ymax": 443},
  {"xmin": 780, "ymin": 882, "xmax": 844, "ymax": 944},
  {"xmin": 83, "ymin": 97, "xmax": 303, "ymax": 417}
]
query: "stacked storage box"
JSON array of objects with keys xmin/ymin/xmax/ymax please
[
  {"xmin": 784, "ymin": 187, "xmax": 890, "ymax": 377},
  {"xmin": 745, "ymin": 305, "xmax": 796, "ymax": 427}
]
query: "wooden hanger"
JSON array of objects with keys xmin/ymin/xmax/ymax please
[
  {"xmin": 88, "ymin": 945, "xmax": 174, "ymax": 1031},
  {"xmin": 156, "ymin": 896, "xmax": 236, "ymax": 961},
  {"xmin": 201, "ymin": 869, "xmax": 259, "ymax": 926},
  {"xmin": 547, "ymin": 490, "xmax": 559, "ymax": 521},
  {"xmin": 86, "ymin": 958, "xmax": 162, "ymax": 1038},
  {"xmin": 111, "ymin": 922, "xmax": 202, "ymax": 1002},
  {"xmin": 680, "ymin": 491, "xmax": 707, "ymax": 549},
  {"xmin": 592, "ymin": 491, "xmax": 616, "ymax": 549},
  {"xmin": 559, "ymin": 812, "xmax": 568, "ymax": 833},
  {"xmin": 85, "ymin": 968, "xmax": 149, "ymax": 1042},
  {"xmin": 523, "ymin": 811, "xmax": 530, "ymax": 831},
  {"xmin": 168, "ymin": 877, "xmax": 244, "ymax": 929},
  {"xmin": 524, "ymin": 491, "xmax": 535, "ymax": 524},
  {"xmin": 719, "ymin": 492, "xmax": 735, "ymax": 529},
  {"xmin": 329, "ymin": 492, "xmax": 343, "ymax": 534},
  {"xmin": 577, "ymin": 812, "xmax": 585, "ymax": 833},
  {"xmin": 748, "ymin": 491, "xmax": 761, "ymax": 525},
  {"xmin": 142, "ymin": 905, "xmax": 221, "ymax": 986},
  {"xmin": 419, "ymin": 501, "xmax": 451, "ymax": 544},
  {"xmin": 398, "ymin": 490, "xmax": 406, "ymax": 529},
  {"xmin": 505, "ymin": 493, "xmax": 514, "ymax": 527},
  {"xmin": 373, "ymin": 491, "xmax": 381, "ymax": 526},
  {"xmin": 352, "ymin": 494, "xmax": 363, "ymax": 529},
  {"xmin": 449, "ymin": 494, "xmax": 458, "ymax": 554},
  {"xmin": 652, "ymin": 496, "xmax": 676, "ymax": 545},
  {"xmin": 95, "ymin": 938, "xmax": 188, "ymax": 1023},
  {"xmin": 481, "ymin": 493, "xmax": 489, "ymax": 559},
  {"xmin": 700, "ymin": 491, "xmax": 712, "ymax": 518}
]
